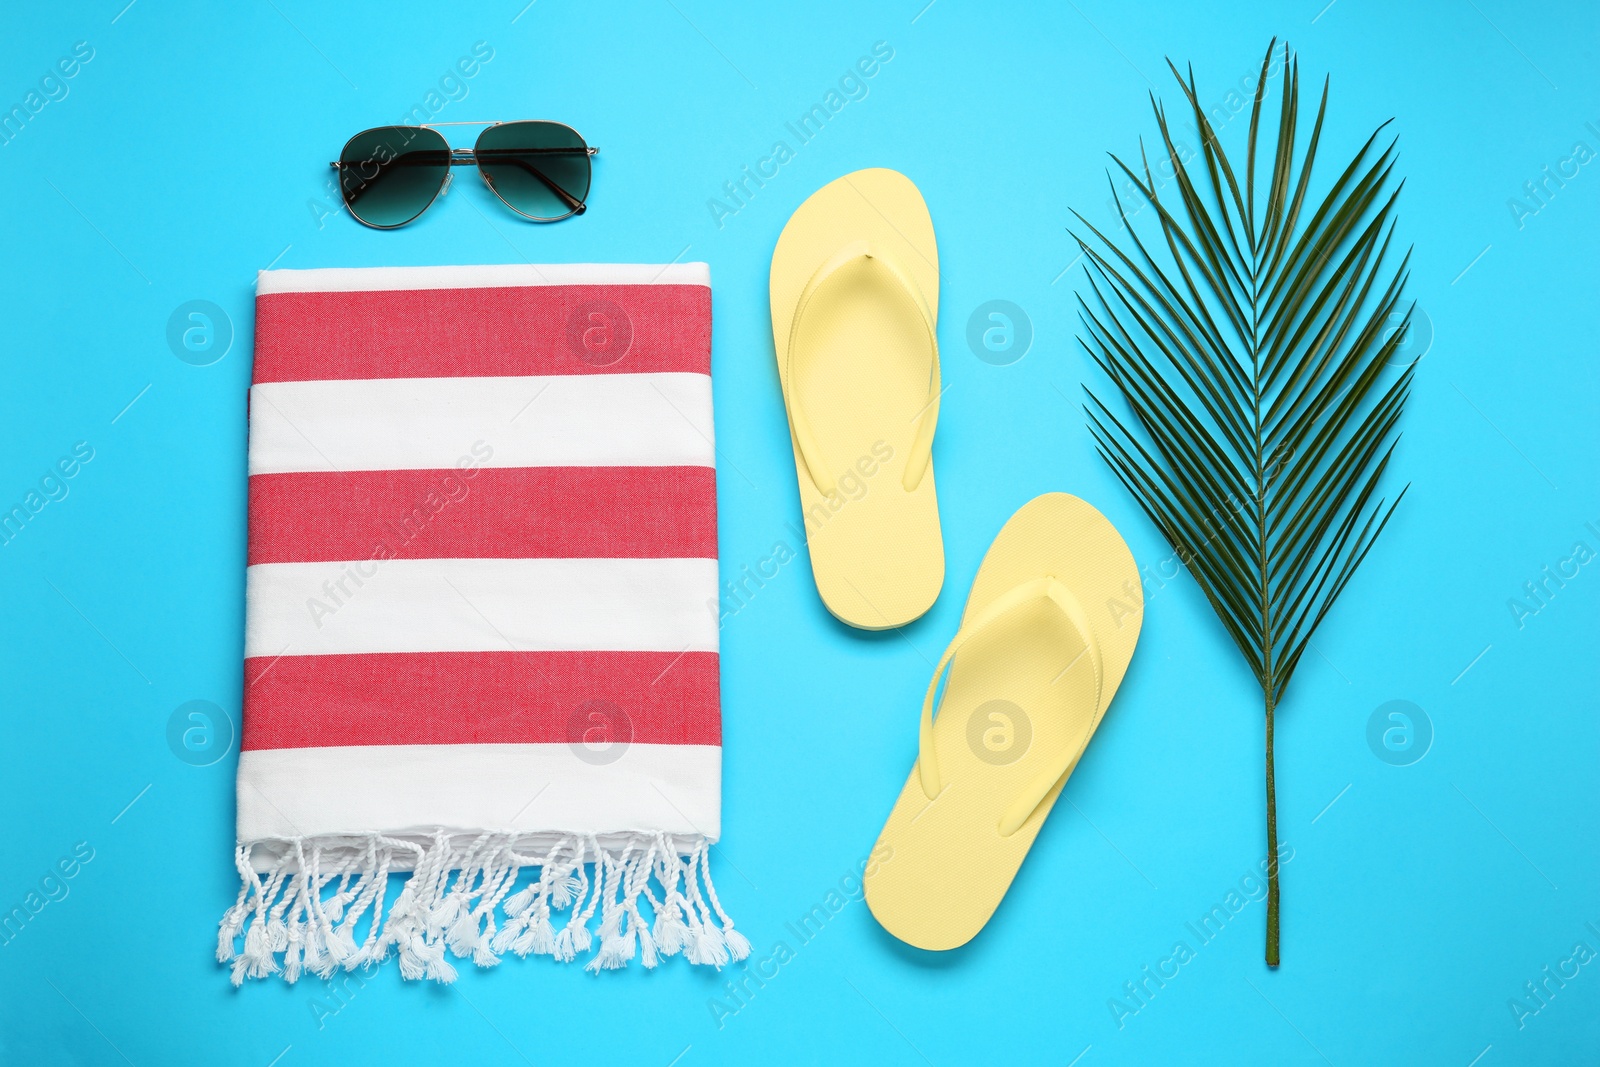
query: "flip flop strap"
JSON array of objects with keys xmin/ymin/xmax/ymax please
[
  {"xmin": 916, "ymin": 576, "xmax": 1105, "ymax": 830},
  {"xmin": 784, "ymin": 240, "xmax": 940, "ymax": 496}
]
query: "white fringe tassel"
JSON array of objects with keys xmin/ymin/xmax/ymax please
[{"xmin": 218, "ymin": 831, "xmax": 747, "ymax": 985}]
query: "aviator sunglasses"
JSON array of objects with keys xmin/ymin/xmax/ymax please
[{"xmin": 332, "ymin": 120, "xmax": 597, "ymax": 229}]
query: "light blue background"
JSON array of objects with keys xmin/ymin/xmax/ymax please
[{"xmin": 1, "ymin": 1, "xmax": 1596, "ymax": 1064}]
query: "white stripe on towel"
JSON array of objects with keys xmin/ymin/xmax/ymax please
[
  {"xmin": 248, "ymin": 373, "xmax": 714, "ymax": 476},
  {"xmin": 257, "ymin": 262, "xmax": 710, "ymax": 294},
  {"xmin": 245, "ymin": 557, "xmax": 720, "ymax": 658},
  {"xmin": 236, "ymin": 742, "xmax": 722, "ymax": 842}
]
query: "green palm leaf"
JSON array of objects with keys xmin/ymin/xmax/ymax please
[{"xmin": 1074, "ymin": 40, "xmax": 1415, "ymax": 966}]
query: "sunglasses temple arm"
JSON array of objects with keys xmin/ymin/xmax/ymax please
[
  {"xmin": 332, "ymin": 146, "xmax": 594, "ymax": 214},
  {"xmin": 480, "ymin": 155, "xmax": 585, "ymax": 213}
]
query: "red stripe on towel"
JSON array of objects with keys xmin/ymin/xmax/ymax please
[
  {"xmin": 242, "ymin": 650, "xmax": 720, "ymax": 750},
  {"xmin": 253, "ymin": 284, "xmax": 711, "ymax": 383},
  {"xmin": 248, "ymin": 466, "xmax": 717, "ymax": 564}
]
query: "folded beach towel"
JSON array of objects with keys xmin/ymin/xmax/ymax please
[{"xmin": 218, "ymin": 263, "xmax": 745, "ymax": 983}]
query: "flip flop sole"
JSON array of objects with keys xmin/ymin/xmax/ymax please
[
  {"xmin": 865, "ymin": 493, "xmax": 1142, "ymax": 949},
  {"xmin": 770, "ymin": 168, "xmax": 944, "ymax": 629}
]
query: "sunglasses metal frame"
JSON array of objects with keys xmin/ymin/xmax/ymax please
[{"xmin": 331, "ymin": 120, "xmax": 599, "ymax": 229}]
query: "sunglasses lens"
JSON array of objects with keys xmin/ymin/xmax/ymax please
[
  {"xmin": 337, "ymin": 126, "xmax": 450, "ymax": 228},
  {"xmin": 474, "ymin": 121, "xmax": 592, "ymax": 221}
]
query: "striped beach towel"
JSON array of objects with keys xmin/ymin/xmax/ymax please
[{"xmin": 218, "ymin": 263, "xmax": 745, "ymax": 983}]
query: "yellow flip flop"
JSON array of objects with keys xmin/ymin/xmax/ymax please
[
  {"xmin": 864, "ymin": 493, "xmax": 1142, "ymax": 949},
  {"xmin": 769, "ymin": 168, "xmax": 944, "ymax": 629}
]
